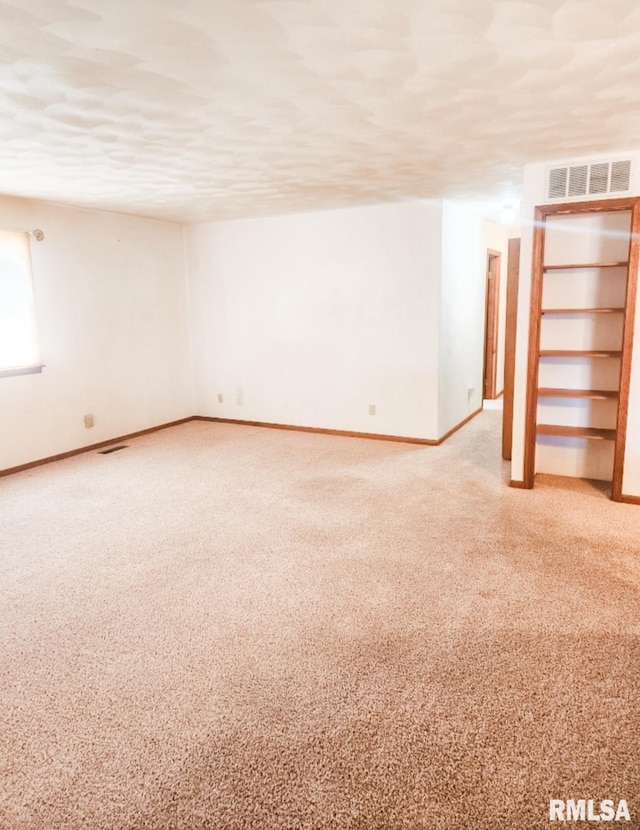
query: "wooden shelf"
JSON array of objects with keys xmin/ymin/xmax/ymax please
[
  {"xmin": 543, "ymin": 261, "xmax": 628, "ymax": 270},
  {"xmin": 539, "ymin": 349, "xmax": 622, "ymax": 358},
  {"xmin": 537, "ymin": 424, "xmax": 616, "ymax": 440},
  {"xmin": 541, "ymin": 307, "xmax": 625, "ymax": 315},
  {"xmin": 524, "ymin": 197, "xmax": 640, "ymax": 497},
  {"xmin": 537, "ymin": 387, "xmax": 618, "ymax": 399}
]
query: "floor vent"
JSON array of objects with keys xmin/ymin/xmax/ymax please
[
  {"xmin": 99, "ymin": 445, "xmax": 128, "ymax": 455},
  {"xmin": 547, "ymin": 159, "xmax": 632, "ymax": 201}
]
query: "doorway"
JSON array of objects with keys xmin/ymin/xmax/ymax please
[{"xmin": 483, "ymin": 250, "xmax": 501, "ymax": 400}]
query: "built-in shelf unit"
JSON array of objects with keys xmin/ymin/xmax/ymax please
[{"xmin": 523, "ymin": 197, "xmax": 640, "ymax": 500}]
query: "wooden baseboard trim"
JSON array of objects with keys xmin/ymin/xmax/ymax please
[
  {"xmin": 2, "ymin": 407, "xmax": 487, "ymax": 478},
  {"xmin": 0, "ymin": 417, "xmax": 194, "ymax": 478},
  {"xmin": 437, "ymin": 408, "xmax": 483, "ymax": 444},
  {"xmin": 193, "ymin": 416, "xmax": 439, "ymax": 445},
  {"xmin": 194, "ymin": 408, "xmax": 483, "ymax": 446},
  {"xmin": 619, "ymin": 494, "xmax": 640, "ymax": 505},
  {"xmin": 509, "ymin": 479, "xmax": 527, "ymax": 489}
]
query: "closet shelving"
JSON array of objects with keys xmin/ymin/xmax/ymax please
[{"xmin": 523, "ymin": 197, "xmax": 640, "ymax": 501}]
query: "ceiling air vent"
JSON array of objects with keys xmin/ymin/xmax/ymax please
[
  {"xmin": 588, "ymin": 162, "xmax": 609, "ymax": 195},
  {"xmin": 547, "ymin": 159, "xmax": 632, "ymax": 200},
  {"xmin": 611, "ymin": 159, "xmax": 632, "ymax": 192},
  {"xmin": 568, "ymin": 165, "xmax": 588, "ymax": 197},
  {"xmin": 548, "ymin": 167, "xmax": 567, "ymax": 199}
]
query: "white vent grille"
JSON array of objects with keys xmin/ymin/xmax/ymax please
[
  {"xmin": 548, "ymin": 167, "xmax": 567, "ymax": 199},
  {"xmin": 568, "ymin": 165, "xmax": 588, "ymax": 197},
  {"xmin": 588, "ymin": 162, "xmax": 609, "ymax": 195},
  {"xmin": 611, "ymin": 160, "xmax": 631, "ymax": 192},
  {"xmin": 547, "ymin": 159, "xmax": 632, "ymax": 200}
]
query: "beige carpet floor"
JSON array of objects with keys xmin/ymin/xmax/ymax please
[{"xmin": 1, "ymin": 412, "xmax": 639, "ymax": 830}]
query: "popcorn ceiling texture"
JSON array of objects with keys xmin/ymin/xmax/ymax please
[{"xmin": 2, "ymin": 0, "xmax": 640, "ymax": 222}]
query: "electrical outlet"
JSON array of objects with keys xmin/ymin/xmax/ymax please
[
  {"xmin": 84, "ymin": 414, "xmax": 94, "ymax": 429},
  {"xmin": 217, "ymin": 393, "xmax": 223, "ymax": 403},
  {"xmin": 369, "ymin": 404, "xmax": 376, "ymax": 416},
  {"xmin": 468, "ymin": 386, "xmax": 474, "ymax": 398}
]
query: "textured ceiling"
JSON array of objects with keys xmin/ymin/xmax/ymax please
[{"xmin": 1, "ymin": 0, "xmax": 640, "ymax": 223}]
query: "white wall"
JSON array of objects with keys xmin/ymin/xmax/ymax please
[
  {"xmin": 0, "ymin": 192, "xmax": 499, "ymax": 469},
  {"xmin": 437, "ymin": 210, "xmax": 514, "ymax": 437},
  {"xmin": 438, "ymin": 202, "xmax": 485, "ymax": 435},
  {"xmin": 187, "ymin": 201, "xmax": 444, "ymax": 439},
  {"xmin": 511, "ymin": 151, "xmax": 640, "ymax": 497},
  {"xmin": 0, "ymin": 196, "xmax": 193, "ymax": 470}
]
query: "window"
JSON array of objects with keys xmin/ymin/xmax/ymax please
[{"xmin": 0, "ymin": 230, "xmax": 42, "ymax": 378}]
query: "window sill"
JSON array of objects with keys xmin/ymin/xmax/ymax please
[{"xmin": 0, "ymin": 364, "xmax": 44, "ymax": 379}]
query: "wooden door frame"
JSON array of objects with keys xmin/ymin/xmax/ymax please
[
  {"xmin": 522, "ymin": 196, "xmax": 640, "ymax": 499},
  {"xmin": 502, "ymin": 238, "xmax": 520, "ymax": 460},
  {"xmin": 483, "ymin": 249, "xmax": 501, "ymax": 400},
  {"xmin": 614, "ymin": 200, "xmax": 640, "ymax": 500}
]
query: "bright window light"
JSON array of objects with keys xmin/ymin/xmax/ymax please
[{"xmin": 0, "ymin": 230, "xmax": 42, "ymax": 376}]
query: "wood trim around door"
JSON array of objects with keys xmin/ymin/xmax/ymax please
[
  {"xmin": 612, "ymin": 200, "xmax": 640, "ymax": 501},
  {"xmin": 523, "ymin": 207, "xmax": 546, "ymax": 488},
  {"xmin": 483, "ymin": 249, "xmax": 501, "ymax": 400},
  {"xmin": 502, "ymin": 237, "xmax": 520, "ymax": 460}
]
